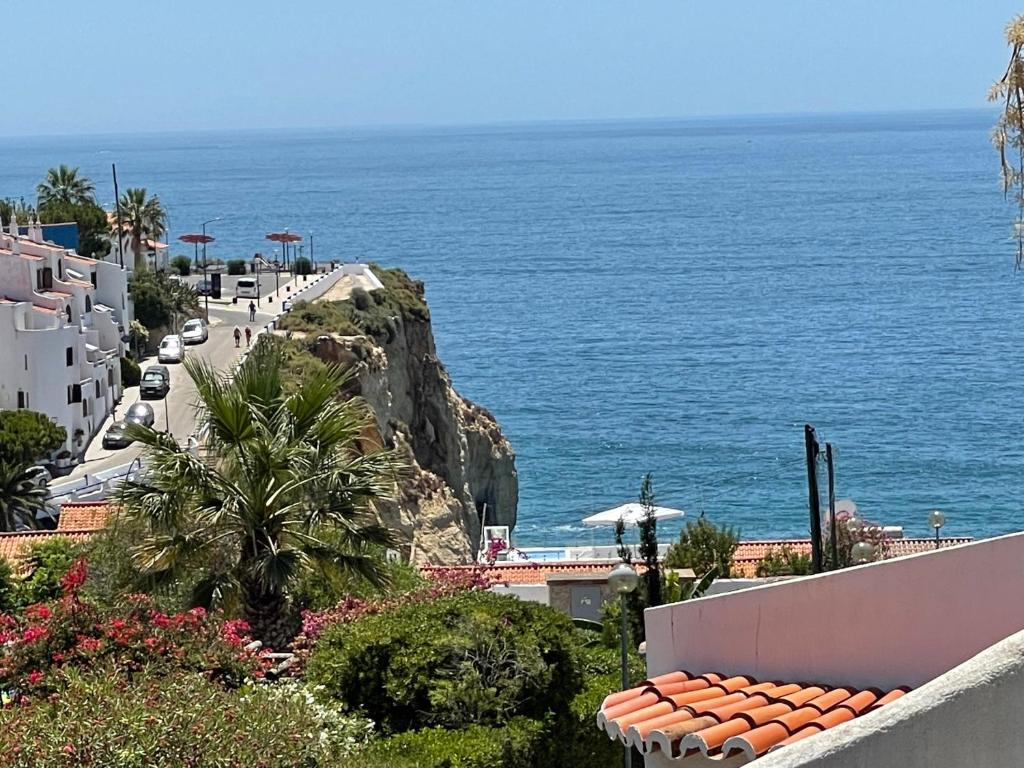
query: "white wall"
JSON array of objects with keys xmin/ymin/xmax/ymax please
[
  {"xmin": 751, "ymin": 628, "xmax": 1024, "ymax": 768},
  {"xmin": 645, "ymin": 533, "xmax": 1024, "ymax": 689}
]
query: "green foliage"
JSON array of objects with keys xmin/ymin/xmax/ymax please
[
  {"xmin": 0, "ymin": 558, "xmax": 16, "ymax": 613},
  {"xmin": 306, "ymin": 591, "xmax": 581, "ymax": 734},
  {"xmin": 351, "ymin": 286, "xmax": 372, "ymax": 310},
  {"xmin": 226, "ymin": 259, "xmax": 247, "ymax": 275},
  {"xmin": 991, "ymin": 16, "xmax": 1024, "ymax": 267},
  {"xmin": 664, "ymin": 517, "xmax": 739, "ymax": 576},
  {"xmin": 36, "ymin": 199, "xmax": 112, "ymax": 260},
  {"xmin": 170, "ymin": 255, "xmax": 191, "ymax": 276},
  {"xmin": 0, "ymin": 198, "xmax": 36, "ymax": 227},
  {"xmin": 0, "ymin": 410, "xmax": 66, "ymax": 464},
  {"xmin": 294, "ymin": 256, "xmax": 312, "ymax": 275},
  {"xmin": 128, "ymin": 320, "xmax": 149, "ymax": 359},
  {"xmin": 0, "ymin": 462, "xmax": 49, "ymax": 533},
  {"xmin": 15, "ymin": 537, "xmax": 80, "ymax": 605},
  {"xmin": 292, "ymin": 541, "xmax": 425, "ymax": 611},
  {"xmin": 120, "ymin": 356, "xmax": 141, "ymax": 387},
  {"xmin": 278, "ymin": 300, "xmax": 361, "ymax": 337},
  {"xmin": 355, "ymin": 718, "xmax": 545, "ymax": 768},
  {"xmin": 36, "ymin": 165, "xmax": 94, "ymax": 208},
  {"xmin": 756, "ymin": 545, "xmax": 812, "ymax": 577},
  {"xmin": 117, "ymin": 187, "xmax": 166, "ymax": 272},
  {"xmin": 0, "ymin": 670, "xmax": 365, "ymax": 768},
  {"xmin": 119, "ymin": 341, "xmax": 400, "ymax": 645},
  {"xmin": 128, "ymin": 269, "xmax": 199, "ymax": 334}
]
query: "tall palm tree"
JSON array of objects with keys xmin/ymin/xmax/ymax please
[
  {"xmin": 36, "ymin": 165, "xmax": 95, "ymax": 209},
  {"xmin": 117, "ymin": 188, "xmax": 166, "ymax": 271},
  {"xmin": 0, "ymin": 462, "xmax": 48, "ymax": 532},
  {"xmin": 119, "ymin": 341, "xmax": 401, "ymax": 645}
]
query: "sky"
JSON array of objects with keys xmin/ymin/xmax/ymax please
[{"xmin": 4, "ymin": 0, "xmax": 1022, "ymax": 136}]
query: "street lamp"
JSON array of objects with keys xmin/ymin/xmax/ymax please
[
  {"xmin": 608, "ymin": 561, "xmax": 639, "ymax": 768},
  {"xmin": 929, "ymin": 510, "xmax": 946, "ymax": 550},
  {"xmin": 201, "ymin": 217, "xmax": 221, "ymax": 268}
]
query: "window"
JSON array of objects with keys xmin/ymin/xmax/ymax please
[
  {"xmin": 17, "ymin": 391, "xmax": 27, "ymax": 409},
  {"xmin": 65, "ymin": 347, "xmax": 73, "ymax": 366},
  {"xmin": 65, "ymin": 306, "xmax": 72, "ymax": 323},
  {"xmin": 95, "ymin": 381, "xmax": 100, "ymax": 398},
  {"xmin": 23, "ymin": 355, "xmax": 27, "ymax": 371},
  {"xmin": 36, "ymin": 267, "xmax": 53, "ymax": 291},
  {"xmin": 82, "ymin": 400, "xmax": 88, "ymax": 417},
  {"xmin": 67, "ymin": 384, "xmax": 82, "ymax": 404},
  {"xmin": 85, "ymin": 296, "xmax": 92, "ymax": 313},
  {"xmin": 91, "ymin": 272, "xmax": 97, "ymax": 288},
  {"xmin": 107, "ymin": 369, "xmax": 113, "ymax": 386},
  {"xmin": 57, "ymin": 260, "xmax": 63, "ymax": 280}
]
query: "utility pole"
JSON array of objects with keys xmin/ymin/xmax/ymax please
[
  {"xmin": 112, "ymin": 164, "xmax": 124, "ymax": 269},
  {"xmin": 804, "ymin": 424, "xmax": 823, "ymax": 574},
  {"xmin": 826, "ymin": 442, "xmax": 837, "ymax": 570}
]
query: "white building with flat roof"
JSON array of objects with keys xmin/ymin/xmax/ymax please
[{"xmin": 0, "ymin": 216, "xmax": 130, "ymax": 458}]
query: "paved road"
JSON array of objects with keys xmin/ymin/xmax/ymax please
[{"xmin": 63, "ymin": 304, "xmax": 276, "ymax": 483}]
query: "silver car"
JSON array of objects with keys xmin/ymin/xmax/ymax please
[
  {"xmin": 158, "ymin": 335, "xmax": 184, "ymax": 363},
  {"xmin": 181, "ymin": 318, "xmax": 208, "ymax": 344}
]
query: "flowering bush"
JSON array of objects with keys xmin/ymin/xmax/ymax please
[
  {"xmin": 296, "ymin": 565, "xmax": 493, "ymax": 647},
  {"xmin": 0, "ymin": 560, "xmax": 269, "ymax": 701},
  {"xmin": 0, "ymin": 670, "xmax": 364, "ymax": 768}
]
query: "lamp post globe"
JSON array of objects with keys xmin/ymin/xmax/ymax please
[
  {"xmin": 608, "ymin": 562, "xmax": 640, "ymax": 595},
  {"xmin": 845, "ymin": 516, "xmax": 862, "ymax": 535},
  {"xmin": 928, "ymin": 510, "xmax": 945, "ymax": 530},
  {"xmin": 851, "ymin": 541, "xmax": 875, "ymax": 565}
]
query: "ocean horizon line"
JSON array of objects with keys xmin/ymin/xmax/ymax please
[{"xmin": 0, "ymin": 105, "xmax": 1001, "ymax": 144}]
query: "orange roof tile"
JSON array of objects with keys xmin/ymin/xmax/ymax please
[
  {"xmin": 731, "ymin": 537, "xmax": 973, "ymax": 577},
  {"xmin": 0, "ymin": 531, "xmax": 94, "ymax": 569},
  {"xmin": 57, "ymin": 501, "xmax": 111, "ymax": 531},
  {"xmin": 423, "ymin": 561, "xmax": 641, "ymax": 585},
  {"xmin": 597, "ymin": 671, "xmax": 909, "ymax": 763}
]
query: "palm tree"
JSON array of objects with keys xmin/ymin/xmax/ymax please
[
  {"xmin": 36, "ymin": 165, "xmax": 95, "ymax": 209},
  {"xmin": 117, "ymin": 188, "xmax": 166, "ymax": 271},
  {"xmin": 119, "ymin": 341, "xmax": 401, "ymax": 645},
  {"xmin": 0, "ymin": 461, "xmax": 49, "ymax": 532}
]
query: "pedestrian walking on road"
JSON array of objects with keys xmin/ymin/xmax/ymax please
[
  {"xmin": 233, "ymin": 326, "xmax": 241, "ymax": 348},
  {"xmin": 244, "ymin": 326, "xmax": 252, "ymax": 346},
  {"xmin": 248, "ymin": 301, "xmax": 256, "ymax": 322}
]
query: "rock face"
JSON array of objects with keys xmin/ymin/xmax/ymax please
[{"xmin": 308, "ymin": 286, "xmax": 518, "ymax": 565}]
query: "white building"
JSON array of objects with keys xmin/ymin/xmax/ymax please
[{"xmin": 0, "ymin": 216, "xmax": 130, "ymax": 458}]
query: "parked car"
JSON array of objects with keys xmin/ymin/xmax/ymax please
[
  {"xmin": 235, "ymin": 277, "xmax": 259, "ymax": 299},
  {"xmin": 158, "ymin": 335, "xmax": 183, "ymax": 363},
  {"xmin": 125, "ymin": 401, "xmax": 155, "ymax": 428},
  {"xmin": 195, "ymin": 279, "xmax": 213, "ymax": 296},
  {"xmin": 102, "ymin": 421, "xmax": 133, "ymax": 450},
  {"xmin": 140, "ymin": 365, "xmax": 171, "ymax": 399},
  {"xmin": 181, "ymin": 318, "xmax": 208, "ymax": 344}
]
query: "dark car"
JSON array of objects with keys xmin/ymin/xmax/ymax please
[
  {"xmin": 195, "ymin": 279, "xmax": 213, "ymax": 296},
  {"xmin": 140, "ymin": 365, "xmax": 170, "ymax": 399},
  {"xmin": 125, "ymin": 401, "xmax": 155, "ymax": 429},
  {"xmin": 101, "ymin": 421, "xmax": 133, "ymax": 450}
]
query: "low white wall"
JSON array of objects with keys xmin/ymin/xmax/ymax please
[
  {"xmin": 287, "ymin": 264, "xmax": 347, "ymax": 305},
  {"xmin": 645, "ymin": 532, "xmax": 1024, "ymax": 689},
  {"xmin": 752, "ymin": 628, "xmax": 1024, "ymax": 768}
]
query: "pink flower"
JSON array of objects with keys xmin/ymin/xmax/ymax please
[{"xmin": 26, "ymin": 670, "xmax": 43, "ymax": 685}]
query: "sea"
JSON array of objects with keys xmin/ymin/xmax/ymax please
[{"xmin": 1, "ymin": 109, "xmax": 1019, "ymax": 546}]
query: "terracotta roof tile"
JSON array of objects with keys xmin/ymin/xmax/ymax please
[
  {"xmin": 57, "ymin": 501, "xmax": 111, "ymax": 531},
  {"xmin": 422, "ymin": 561, "xmax": 629, "ymax": 585},
  {"xmin": 731, "ymin": 537, "xmax": 972, "ymax": 577},
  {"xmin": 597, "ymin": 671, "xmax": 910, "ymax": 763},
  {"xmin": 0, "ymin": 531, "xmax": 93, "ymax": 570}
]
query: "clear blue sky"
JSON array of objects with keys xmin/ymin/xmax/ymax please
[{"xmin": 7, "ymin": 0, "xmax": 1021, "ymax": 136}]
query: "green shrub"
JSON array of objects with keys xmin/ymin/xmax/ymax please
[
  {"xmin": 170, "ymin": 255, "xmax": 191, "ymax": 276},
  {"xmin": 0, "ymin": 558, "xmax": 16, "ymax": 613},
  {"xmin": 16, "ymin": 537, "xmax": 79, "ymax": 606},
  {"xmin": 355, "ymin": 718, "xmax": 545, "ymax": 768},
  {"xmin": 351, "ymin": 286, "xmax": 372, "ymax": 310},
  {"xmin": 0, "ymin": 410, "xmax": 66, "ymax": 464},
  {"xmin": 306, "ymin": 591, "xmax": 581, "ymax": 734},
  {"xmin": 277, "ymin": 300, "xmax": 360, "ymax": 337},
  {"xmin": 664, "ymin": 517, "xmax": 739, "ymax": 576},
  {"xmin": 0, "ymin": 670, "xmax": 363, "ymax": 768},
  {"xmin": 756, "ymin": 545, "xmax": 812, "ymax": 577},
  {"xmin": 129, "ymin": 270, "xmax": 199, "ymax": 332},
  {"xmin": 120, "ymin": 356, "xmax": 141, "ymax": 387},
  {"xmin": 294, "ymin": 256, "xmax": 312, "ymax": 275},
  {"xmin": 227, "ymin": 259, "xmax": 247, "ymax": 275}
]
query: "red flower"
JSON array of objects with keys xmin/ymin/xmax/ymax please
[{"xmin": 26, "ymin": 670, "xmax": 43, "ymax": 685}]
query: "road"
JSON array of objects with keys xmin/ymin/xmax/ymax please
[{"xmin": 62, "ymin": 303, "xmax": 276, "ymax": 484}]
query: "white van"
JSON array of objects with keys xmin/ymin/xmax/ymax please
[{"xmin": 235, "ymin": 277, "xmax": 259, "ymax": 299}]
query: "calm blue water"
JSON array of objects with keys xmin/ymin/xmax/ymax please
[{"xmin": 2, "ymin": 110, "xmax": 1018, "ymax": 545}]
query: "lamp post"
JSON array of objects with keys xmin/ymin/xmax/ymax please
[
  {"xmin": 200, "ymin": 217, "xmax": 221, "ymax": 268},
  {"xmin": 929, "ymin": 510, "xmax": 946, "ymax": 550},
  {"xmin": 607, "ymin": 561, "xmax": 639, "ymax": 768}
]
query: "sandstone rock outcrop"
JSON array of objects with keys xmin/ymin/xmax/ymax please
[{"xmin": 306, "ymin": 274, "xmax": 517, "ymax": 565}]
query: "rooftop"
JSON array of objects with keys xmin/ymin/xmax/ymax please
[
  {"xmin": 731, "ymin": 537, "xmax": 972, "ymax": 577},
  {"xmin": 598, "ymin": 670, "xmax": 908, "ymax": 764},
  {"xmin": 0, "ymin": 501, "xmax": 112, "ymax": 567}
]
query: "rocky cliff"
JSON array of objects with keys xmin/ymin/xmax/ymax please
[{"xmin": 284, "ymin": 267, "xmax": 517, "ymax": 565}]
